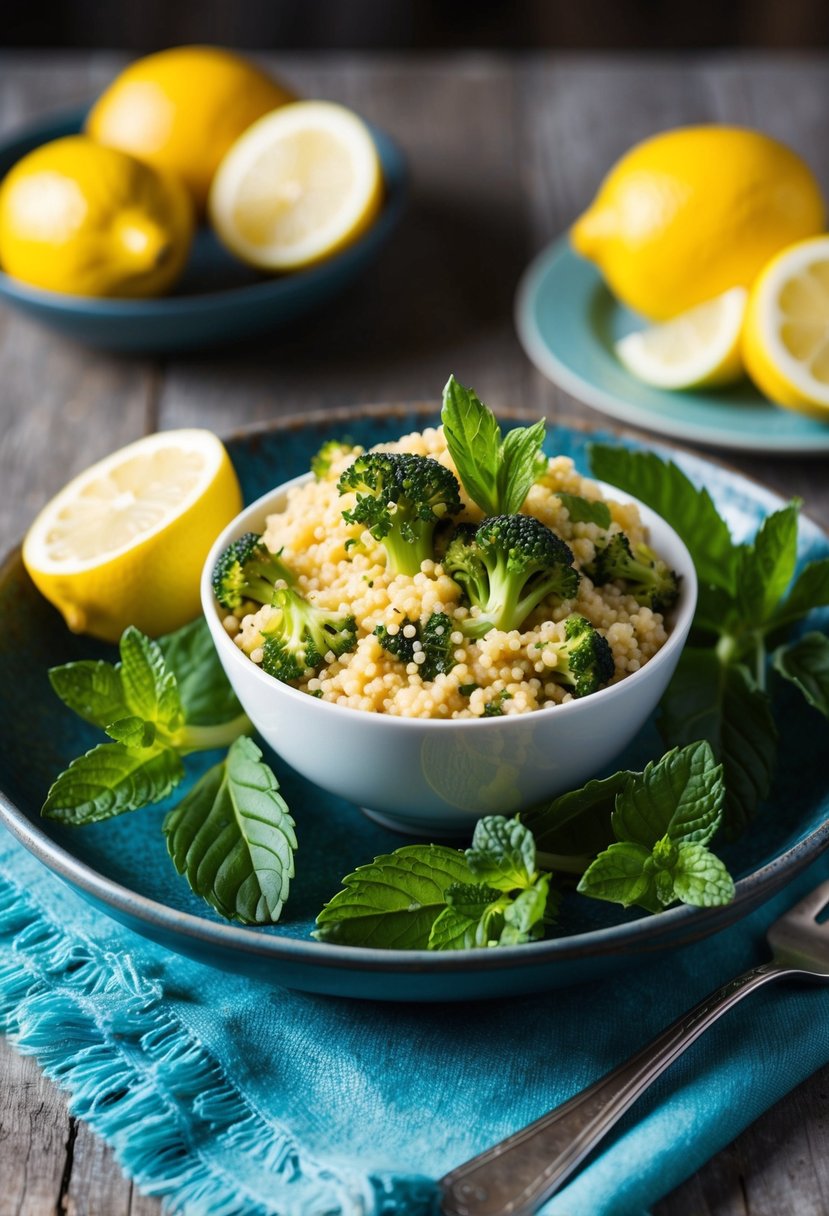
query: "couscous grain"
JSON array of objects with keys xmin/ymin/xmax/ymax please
[{"xmin": 227, "ymin": 426, "xmax": 671, "ymax": 718}]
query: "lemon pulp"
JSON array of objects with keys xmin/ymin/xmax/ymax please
[
  {"xmin": 209, "ymin": 101, "xmax": 383, "ymax": 271},
  {"xmin": 23, "ymin": 430, "xmax": 242, "ymax": 641}
]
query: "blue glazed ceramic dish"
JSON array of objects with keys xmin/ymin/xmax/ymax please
[
  {"xmin": 0, "ymin": 110, "xmax": 407, "ymax": 354},
  {"xmin": 515, "ymin": 237, "xmax": 829, "ymax": 456},
  {"xmin": 1, "ymin": 406, "xmax": 828, "ymax": 1001}
]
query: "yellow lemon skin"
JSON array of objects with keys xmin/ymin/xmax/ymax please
[
  {"xmin": 572, "ymin": 126, "xmax": 825, "ymax": 321},
  {"xmin": 0, "ymin": 135, "xmax": 193, "ymax": 297},
  {"xmin": 22, "ymin": 434, "xmax": 242, "ymax": 643},
  {"xmin": 86, "ymin": 45, "xmax": 295, "ymax": 212},
  {"xmin": 742, "ymin": 237, "xmax": 829, "ymax": 421}
]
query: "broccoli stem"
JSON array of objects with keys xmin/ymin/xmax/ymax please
[
  {"xmin": 383, "ymin": 531, "xmax": 431, "ymax": 577},
  {"xmin": 167, "ymin": 713, "xmax": 252, "ymax": 754}
]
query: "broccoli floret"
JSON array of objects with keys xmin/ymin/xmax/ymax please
[
  {"xmin": 337, "ymin": 452, "xmax": 462, "ymax": 576},
  {"xmin": 444, "ymin": 515, "xmax": 580, "ymax": 639},
  {"xmin": 260, "ymin": 587, "xmax": 356, "ymax": 682},
  {"xmin": 586, "ymin": 532, "xmax": 679, "ymax": 613},
  {"xmin": 421, "ymin": 611, "xmax": 455, "ymax": 678},
  {"xmin": 311, "ymin": 439, "xmax": 360, "ymax": 481},
  {"xmin": 543, "ymin": 614, "xmax": 615, "ymax": 698},
  {"xmin": 374, "ymin": 611, "xmax": 455, "ymax": 680},
  {"xmin": 443, "ymin": 524, "xmax": 489, "ymax": 606},
  {"xmin": 212, "ymin": 532, "xmax": 295, "ymax": 612},
  {"xmin": 374, "ymin": 618, "xmax": 418, "ymax": 664}
]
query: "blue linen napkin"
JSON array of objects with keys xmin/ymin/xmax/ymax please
[{"xmin": 1, "ymin": 829, "xmax": 828, "ymax": 1216}]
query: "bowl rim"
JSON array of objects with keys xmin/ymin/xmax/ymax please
[
  {"xmin": 200, "ymin": 469, "xmax": 699, "ymax": 731},
  {"xmin": 0, "ymin": 106, "xmax": 408, "ymax": 314}
]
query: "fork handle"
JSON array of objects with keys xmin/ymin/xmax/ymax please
[{"xmin": 440, "ymin": 960, "xmax": 790, "ymax": 1216}]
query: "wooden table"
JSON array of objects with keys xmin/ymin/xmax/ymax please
[{"xmin": 1, "ymin": 50, "xmax": 828, "ymax": 1216}]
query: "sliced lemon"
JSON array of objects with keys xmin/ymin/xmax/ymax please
[
  {"xmin": 743, "ymin": 236, "xmax": 829, "ymax": 419},
  {"xmin": 23, "ymin": 430, "xmax": 242, "ymax": 642},
  {"xmin": 208, "ymin": 100, "xmax": 383, "ymax": 271},
  {"xmin": 615, "ymin": 287, "xmax": 747, "ymax": 390}
]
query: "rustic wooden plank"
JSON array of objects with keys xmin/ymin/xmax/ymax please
[
  {"xmin": 157, "ymin": 52, "xmax": 530, "ymax": 433},
  {"xmin": 0, "ymin": 1036, "xmax": 71, "ymax": 1215}
]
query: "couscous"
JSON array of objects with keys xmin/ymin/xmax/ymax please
[{"xmin": 218, "ymin": 423, "xmax": 675, "ymax": 719}]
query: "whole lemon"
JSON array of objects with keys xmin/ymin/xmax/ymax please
[
  {"xmin": 571, "ymin": 126, "xmax": 825, "ymax": 321},
  {"xmin": 0, "ymin": 135, "xmax": 193, "ymax": 297},
  {"xmin": 86, "ymin": 45, "xmax": 295, "ymax": 211}
]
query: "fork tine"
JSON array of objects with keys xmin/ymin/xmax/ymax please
[{"xmin": 783, "ymin": 879, "xmax": 829, "ymax": 922}]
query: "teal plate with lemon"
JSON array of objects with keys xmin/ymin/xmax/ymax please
[
  {"xmin": 1, "ymin": 406, "xmax": 828, "ymax": 1001},
  {"xmin": 0, "ymin": 110, "xmax": 407, "ymax": 355},
  {"xmin": 515, "ymin": 237, "xmax": 829, "ymax": 457}
]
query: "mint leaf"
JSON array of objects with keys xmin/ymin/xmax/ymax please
[
  {"xmin": 611, "ymin": 741, "xmax": 724, "ymax": 849},
  {"xmin": 737, "ymin": 503, "xmax": 800, "ymax": 629},
  {"xmin": 466, "ymin": 816, "xmax": 536, "ymax": 889},
  {"xmin": 119, "ymin": 627, "xmax": 182, "ymax": 729},
  {"xmin": 772, "ymin": 557, "xmax": 829, "ymax": 629},
  {"xmin": 444, "ymin": 882, "xmax": 502, "ymax": 917},
  {"xmin": 42, "ymin": 743, "xmax": 183, "ymax": 825},
  {"xmin": 773, "ymin": 632, "xmax": 829, "ymax": 718},
  {"xmin": 588, "ymin": 445, "xmax": 738, "ymax": 593},
  {"xmin": 158, "ymin": 617, "xmax": 243, "ymax": 726},
  {"xmin": 441, "ymin": 375, "xmax": 546, "ymax": 516},
  {"xmin": 105, "ymin": 716, "xmax": 157, "ymax": 749},
  {"xmin": 499, "ymin": 418, "xmax": 547, "ymax": 514},
  {"xmin": 577, "ymin": 841, "xmax": 653, "ymax": 908},
  {"xmin": 672, "ymin": 842, "xmax": 736, "ymax": 907},
  {"xmin": 556, "ymin": 492, "xmax": 612, "ymax": 529},
  {"xmin": 314, "ymin": 844, "xmax": 474, "ymax": 948},
  {"xmin": 503, "ymin": 876, "xmax": 549, "ymax": 934},
  {"xmin": 441, "ymin": 375, "xmax": 501, "ymax": 515},
  {"xmin": 48, "ymin": 660, "xmax": 128, "ymax": 729},
  {"xmin": 524, "ymin": 770, "xmax": 631, "ymax": 856},
  {"xmin": 427, "ymin": 906, "xmax": 482, "ymax": 951},
  {"xmin": 659, "ymin": 650, "xmax": 777, "ymax": 837},
  {"xmin": 164, "ymin": 737, "xmax": 296, "ymax": 925}
]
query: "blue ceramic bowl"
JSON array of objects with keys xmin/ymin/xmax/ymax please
[
  {"xmin": 0, "ymin": 109, "xmax": 408, "ymax": 354},
  {"xmin": 1, "ymin": 407, "xmax": 828, "ymax": 1001}
]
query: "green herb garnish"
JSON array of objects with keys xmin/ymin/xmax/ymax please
[
  {"xmin": 441, "ymin": 374, "xmax": 546, "ymax": 516},
  {"xmin": 44, "ymin": 620, "xmax": 296, "ymax": 927}
]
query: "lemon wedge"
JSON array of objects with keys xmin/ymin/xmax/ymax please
[
  {"xmin": 23, "ymin": 430, "xmax": 242, "ymax": 642},
  {"xmin": 743, "ymin": 236, "xmax": 829, "ymax": 419},
  {"xmin": 614, "ymin": 288, "xmax": 748, "ymax": 390},
  {"xmin": 208, "ymin": 100, "xmax": 383, "ymax": 271}
]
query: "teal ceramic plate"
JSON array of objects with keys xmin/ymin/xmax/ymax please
[
  {"xmin": 0, "ymin": 110, "xmax": 407, "ymax": 354},
  {"xmin": 1, "ymin": 406, "xmax": 828, "ymax": 1001},
  {"xmin": 515, "ymin": 237, "xmax": 829, "ymax": 456}
]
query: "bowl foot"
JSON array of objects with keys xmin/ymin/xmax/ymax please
[{"xmin": 359, "ymin": 805, "xmax": 470, "ymax": 841}]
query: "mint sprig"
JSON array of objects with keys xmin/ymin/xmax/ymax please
[
  {"xmin": 589, "ymin": 444, "xmax": 828, "ymax": 835},
  {"xmin": 44, "ymin": 621, "xmax": 250, "ymax": 825},
  {"xmin": 441, "ymin": 374, "xmax": 545, "ymax": 515},
  {"xmin": 577, "ymin": 743, "xmax": 735, "ymax": 912}
]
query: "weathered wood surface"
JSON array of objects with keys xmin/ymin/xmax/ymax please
[{"xmin": 0, "ymin": 51, "xmax": 828, "ymax": 1216}]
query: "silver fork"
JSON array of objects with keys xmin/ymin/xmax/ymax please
[{"xmin": 439, "ymin": 878, "xmax": 829, "ymax": 1216}]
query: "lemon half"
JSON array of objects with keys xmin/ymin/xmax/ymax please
[
  {"xmin": 23, "ymin": 430, "xmax": 242, "ymax": 642},
  {"xmin": 615, "ymin": 288, "xmax": 747, "ymax": 390},
  {"xmin": 209, "ymin": 100, "xmax": 383, "ymax": 271},
  {"xmin": 743, "ymin": 236, "xmax": 829, "ymax": 419}
]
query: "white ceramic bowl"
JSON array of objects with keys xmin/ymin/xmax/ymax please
[{"xmin": 201, "ymin": 475, "xmax": 698, "ymax": 836}]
